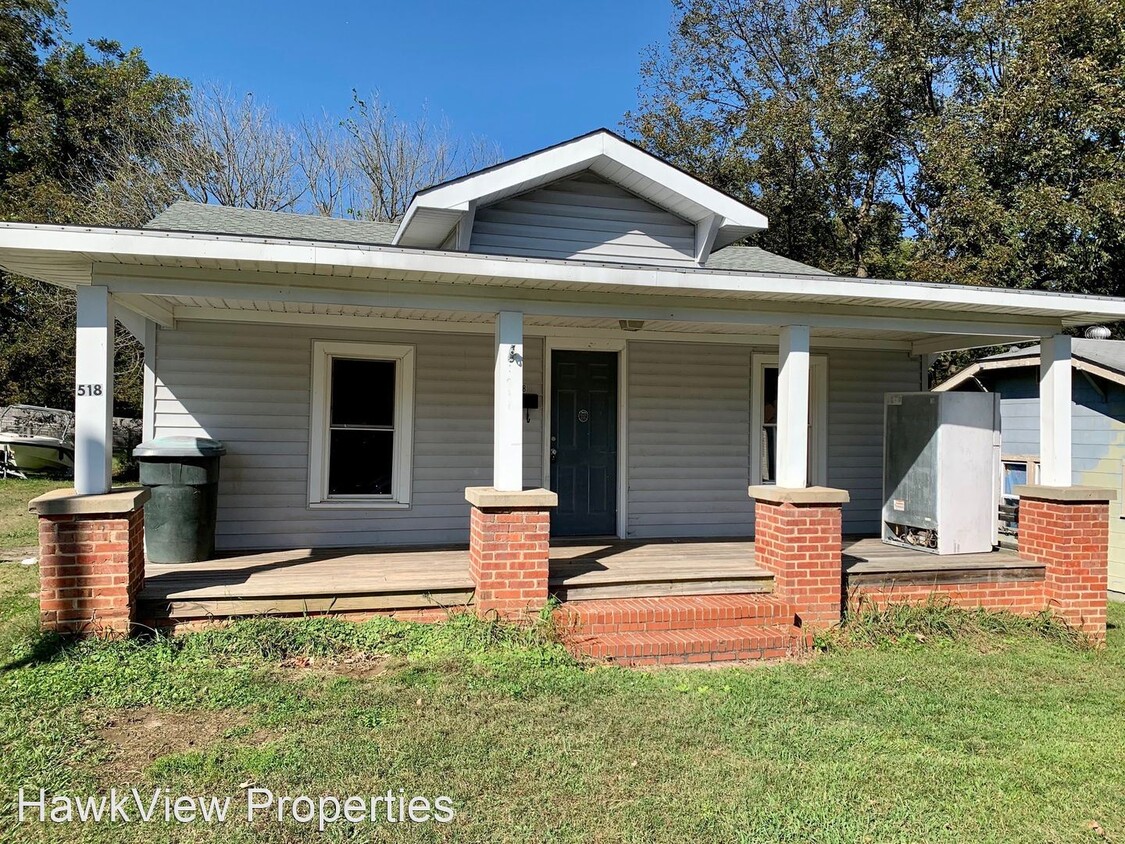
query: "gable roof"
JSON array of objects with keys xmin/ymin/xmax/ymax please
[
  {"xmin": 142, "ymin": 201, "xmax": 825, "ymax": 275},
  {"xmin": 934, "ymin": 338, "xmax": 1125, "ymax": 391},
  {"xmin": 392, "ymin": 129, "xmax": 768, "ymax": 259}
]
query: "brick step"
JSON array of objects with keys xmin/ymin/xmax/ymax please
[
  {"xmin": 567, "ymin": 624, "xmax": 803, "ymax": 666},
  {"xmin": 554, "ymin": 594, "xmax": 796, "ymax": 635}
]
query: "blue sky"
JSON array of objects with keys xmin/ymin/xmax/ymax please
[{"xmin": 65, "ymin": 1, "xmax": 674, "ymax": 159}]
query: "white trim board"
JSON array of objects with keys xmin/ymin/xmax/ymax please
[
  {"xmin": 170, "ymin": 307, "xmax": 916, "ymax": 350},
  {"xmin": 934, "ymin": 353, "xmax": 1125, "ymax": 392},
  {"xmin": 2, "ymin": 224, "xmax": 1123, "ymax": 327},
  {"xmin": 308, "ymin": 340, "xmax": 416, "ymax": 510},
  {"xmin": 394, "ymin": 130, "xmax": 766, "ymax": 255},
  {"xmin": 542, "ymin": 336, "xmax": 629, "ymax": 539},
  {"xmin": 96, "ymin": 269, "xmax": 1066, "ymax": 339}
]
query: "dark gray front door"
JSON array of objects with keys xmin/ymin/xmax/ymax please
[{"xmin": 550, "ymin": 350, "xmax": 618, "ymax": 536}]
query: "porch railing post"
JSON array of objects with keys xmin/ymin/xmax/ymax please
[
  {"xmin": 776, "ymin": 324, "xmax": 810, "ymax": 488},
  {"xmin": 493, "ymin": 310, "xmax": 523, "ymax": 492},
  {"xmin": 1039, "ymin": 334, "xmax": 1072, "ymax": 487},
  {"xmin": 74, "ymin": 285, "xmax": 115, "ymax": 495}
]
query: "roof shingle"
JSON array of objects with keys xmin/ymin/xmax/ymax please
[{"xmin": 146, "ymin": 202, "xmax": 400, "ymax": 244}]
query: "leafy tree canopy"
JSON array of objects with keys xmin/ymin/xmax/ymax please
[
  {"xmin": 0, "ymin": 0, "xmax": 190, "ymax": 414},
  {"xmin": 628, "ymin": 0, "xmax": 1125, "ymax": 299}
]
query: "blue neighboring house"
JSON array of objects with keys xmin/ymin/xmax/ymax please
[{"xmin": 936, "ymin": 338, "xmax": 1125, "ymax": 595}]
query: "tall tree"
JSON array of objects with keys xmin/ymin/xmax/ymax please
[
  {"xmin": 627, "ymin": 0, "xmax": 949, "ymax": 276},
  {"xmin": 629, "ymin": 0, "xmax": 1125, "ymax": 303},
  {"xmin": 910, "ymin": 0, "xmax": 1125, "ymax": 297},
  {"xmin": 0, "ymin": 0, "xmax": 191, "ymax": 415}
]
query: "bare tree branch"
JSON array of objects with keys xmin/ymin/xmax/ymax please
[
  {"xmin": 344, "ymin": 92, "xmax": 501, "ymax": 221},
  {"xmin": 185, "ymin": 83, "xmax": 303, "ymax": 211}
]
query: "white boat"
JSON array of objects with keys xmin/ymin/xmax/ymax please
[{"xmin": 0, "ymin": 405, "xmax": 75, "ymax": 477}]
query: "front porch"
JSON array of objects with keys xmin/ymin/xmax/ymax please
[{"xmin": 137, "ymin": 537, "xmax": 1041, "ymax": 625}]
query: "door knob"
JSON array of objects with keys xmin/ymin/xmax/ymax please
[{"xmin": 550, "ymin": 447, "xmax": 558, "ymax": 463}]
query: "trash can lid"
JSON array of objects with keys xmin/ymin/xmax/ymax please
[{"xmin": 133, "ymin": 436, "xmax": 227, "ymax": 458}]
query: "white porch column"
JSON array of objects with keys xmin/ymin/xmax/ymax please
[
  {"xmin": 74, "ymin": 285, "xmax": 114, "ymax": 495},
  {"xmin": 776, "ymin": 325, "xmax": 811, "ymax": 488},
  {"xmin": 1039, "ymin": 333, "xmax": 1072, "ymax": 487},
  {"xmin": 493, "ymin": 310, "xmax": 524, "ymax": 492}
]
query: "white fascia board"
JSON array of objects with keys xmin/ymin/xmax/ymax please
[
  {"xmin": 102, "ymin": 272, "xmax": 1060, "ymax": 337},
  {"xmin": 932, "ymin": 358, "xmax": 1041, "ymax": 391},
  {"xmin": 934, "ymin": 353, "xmax": 1125, "ymax": 392},
  {"xmin": 932, "ymin": 363, "xmax": 985, "ymax": 392},
  {"xmin": 393, "ymin": 131, "xmax": 767, "ymax": 248},
  {"xmin": 1073, "ymin": 357, "xmax": 1125, "ymax": 388},
  {"xmin": 910, "ymin": 333, "xmax": 1026, "ymax": 356},
  {"xmin": 170, "ymin": 306, "xmax": 915, "ymax": 350},
  {"xmin": 594, "ymin": 134, "xmax": 767, "ymax": 229},
  {"xmin": 3, "ymin": 223, "xmax": 1125, "ymax": 326}
]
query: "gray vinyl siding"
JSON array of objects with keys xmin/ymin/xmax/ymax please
[
  {"xmin": 990, "ymin": 371, "xmax": 1040, "ymax": 456},
  {"xmin": 626, "ymin": 342, "xmax": 752, "ymax": 538},
  {"xmin": 825, "ymin": 350, "xmax": 922, "ymax": 532},
  {"xmin": 626, "ymin": 343, "xmax": 919, "ymax": 538},
  {"xmin": 469, "ymin": 171, "xmax": 697, "ymax": 266},
  {"xmin": 154, "ymin": 321, "xmax": 543, "ymax": 551},
  {"xmin": 156, "ymin": 322, "xmax": 919, "ymax": 550}
]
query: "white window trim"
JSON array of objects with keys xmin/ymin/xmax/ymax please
[
  {"xmin": 308, "ymin": 341, "xmax": 415, "ymax": 509},
  {"xmin": 750, "ymin": 352, "xmax": 828, "ymax": 487},
  {"xmin": 1001, "ymin": 454, "xmax": 1040, "ymax": 502}
]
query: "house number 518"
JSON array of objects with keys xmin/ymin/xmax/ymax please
[{"xmin": 76, "ymin": 384, "xmax": 103, "ymax": 397}]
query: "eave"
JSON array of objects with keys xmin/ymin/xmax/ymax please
[{"xmin": 1, "ymin": 222, "xmax": 1123, "ymax": 352}]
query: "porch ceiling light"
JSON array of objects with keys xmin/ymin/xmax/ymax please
[{"xmin": 619, "ymin": 319, "xmax": 645, "ymax": 332}]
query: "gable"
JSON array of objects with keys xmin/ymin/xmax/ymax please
[
  {"xmin": 393, "ymin": 130, "xmax": 767, "ymax": 259},
  {"xmin": 468, "ymin": 171, "xmax": 697, "ymax": 266}
]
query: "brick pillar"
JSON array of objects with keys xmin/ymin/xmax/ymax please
[
  {"xmin": 30, "ymin": 488, "xmax": 150, "ymax": 637},
  {"xmin": 1015, "ymin": 485, "xmax": 1113, "ymax": 644},
  {"xmin": 465, "ymin": 487, "xmax": 557, "ymax": 620},
  {"xmin": 749, "ymin": 486, "xmax": 850, "ymax": 629}
]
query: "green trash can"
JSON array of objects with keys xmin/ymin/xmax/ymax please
[{"xmin": 133, "ymin": 437, "xmax": 227, "ymax": 563}]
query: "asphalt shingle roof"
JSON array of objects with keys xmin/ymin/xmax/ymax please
[
  {"xmin": 704, "ymin": 245, "xmax": 828, "ymax": 275},
  {"xmin": 145, "ymin": 201, "xmax": 829, "ymax": 276},
  {"xmin": 146, "ymin": 202, "xmax": 400, "ymax": 244}
]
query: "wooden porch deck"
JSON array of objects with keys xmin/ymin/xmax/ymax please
[{"xmin": 138, "ymin": 537, "xmax": 1040, "ymax": 622}]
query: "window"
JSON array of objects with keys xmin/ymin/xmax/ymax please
[
  {"xmin": 999, "ymin": 456, "xmax": 1039, "ymax": 536},
  {"xmin": 309, "ymin": 342, "xmax": 415, "ymax": 508},
  {"xmin": 750, "ymin": 353, "xmax": 827, "ymax": 486}
]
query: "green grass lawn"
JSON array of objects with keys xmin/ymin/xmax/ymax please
[
  {"xmin": 0, "ymin": 557, "xmax": 1122, "ymax": 844},
  {"xmin": 0, "ymin": 479, "xmax": 71, "ymax": 557}
]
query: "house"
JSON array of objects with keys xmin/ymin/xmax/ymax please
[
  {"xmin": 1, "ymin": 130, "xmax": 1120, "ymax": 659},
  {"xmin": 936, "ymin": 337, "xmax": 1125, "ymax": 596}
]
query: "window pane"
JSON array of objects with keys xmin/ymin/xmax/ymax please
[
  {"xmin": 760, "ymin": 425, "xmax": 777, "ymax": 483},
  {"xmin": 331, "ymin": 359, "xmax": 395, "ymax": 427},
  {"xmin": 1002, "ymin": 461, "xmax": 1028, "ymax": 498},
  {"xmin": 757, "ymin": 365, "xmax": 815, "ymax": 485},
  {"xmin": 328, "ymin": 430, "xmax": 394, "ymax": 495},
  {"xmin": 762, "ymin": 367, "xmax": 778, "ymax": 423}
]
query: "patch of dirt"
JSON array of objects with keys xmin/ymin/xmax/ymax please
[{"xmin": 91, "ymin": 707, "xmax": 258, "ymax": 782}]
